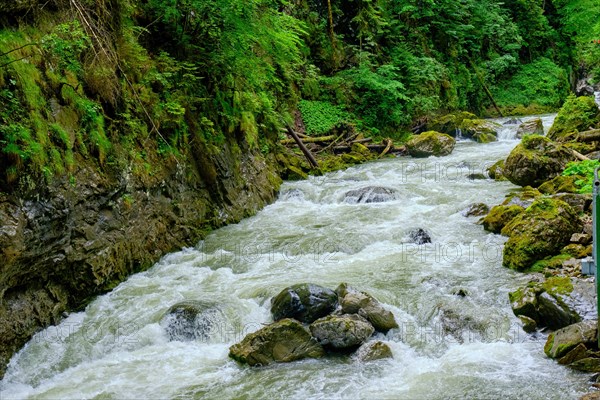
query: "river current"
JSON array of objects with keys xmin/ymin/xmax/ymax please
[{"xmin": 1, "ymin": 114, "xmax": 592, "ymax": 399}]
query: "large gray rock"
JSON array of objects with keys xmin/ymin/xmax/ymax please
[
  {"xmin": 229, "ymin": 319, "xmax": 324, "ymax": 366},
  {"xmin": 463, "ymin": 203, "xmax": 489, "ymax": 217},
  {"xmin": 344, "ymin": 186, "xmax": 397, "ymax": 204},
  {"xmin": 356, "ymin": 341, "xmax": 393, "ymax": 362},
  {"xmin": 516, "ymin": 118, "xmax": 544, "ymax": 138},
  {"xmin": 337, "ymin": 283, "xmax": 398, "ymax": 333},
  {"xmin": 544, "ymin": 320, "xmax": 597, "ymax": 359},
  {"xmin": 406, "ymin": 131, "xmax": 455, "ymax": 158},
  {"xmin": 310, "ymin": 314, "xmax": 375, "ymax": 349},
  {"xmin": 271, "ymin": 283, "xmax": 338, "ymax": 324}
]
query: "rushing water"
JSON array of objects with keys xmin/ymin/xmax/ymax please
[{"xmin": 1, "ymin": 115, "xmax": 592, "ymax": 400}]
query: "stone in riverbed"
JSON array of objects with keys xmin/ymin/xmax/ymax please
[
  {"xmin": 310, "ymin": 314, "xmax": 375, "ymax": 349},
  {"xmin": 229, "ymin": 319, "xmax": 324, "ymax": 366},
  {"xmin": 336, "ymin": 283, "xmax": 398, "ymax": 333},
  {"xmin": 518, "ymin": 315, "xmax": 537, "ymax": 333},
  {"xmin": 558, "ymin": 343, "xmax": 589, "ymax": 365},
  {"xmin": 544, "ymin": 320, "xmax": 597, "ymax": 359},
  {"xmin": 406, "ymin": 131, "xmax": 455, "ymax": 158},
  {"xmin": 356, "ymin": 341, "xmax": 393, "ymax": 362},
  {"xmin": 271, "ymin": 283, "xmax": 338, "ymax": 324},
  {"xmin": 516, "ymin": 118, "xmax": 544, "ymax": 138},
  {"xmin": 407, "ymin": 228, "xmax": 432, "ymax": 244},
  {"xmin": 161, "ymin": 300, "xmax": 224, "ymax": 342},
  {"xmin": 463, "ymin": 203, "xmax": 489, "ymax": 217},
  {"xmin": 568, "ymin": 358, "xmax": 600, "ymax": 373},
  {"xmin": 344, "ymin": 186, "xmax": 397, "ymax": 204},
  {"xmin": 481, "ymin": 205, "xmax": 524, "ymax": 234}
]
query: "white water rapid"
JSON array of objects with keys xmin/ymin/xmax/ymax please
[{"xmin": 1, "ymin": 114, "xmax": 591, "ymax": 400}]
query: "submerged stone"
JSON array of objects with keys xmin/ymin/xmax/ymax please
[
  {"xmin": 161, "ymin": 300, "xmax": 224, "ymax": 342},
  {"xmin": 407, "ymin": 228, "xmax": 432, "ymax": 244},
  {"xmin": 344, "ymin": 186, "xmax": 397, "ymax": 204},
  {"xmin": 356, "ymin": 341, "xmax": 393, "ymax": 362}
]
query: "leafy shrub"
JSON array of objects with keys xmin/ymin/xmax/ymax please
[
  {"xmin": 562, "ymin": 159, "xmax": 600, "ymax": 193},
  {"xmin": 298, "ymin": 100, "xmax": 353, "ymax": 136}
]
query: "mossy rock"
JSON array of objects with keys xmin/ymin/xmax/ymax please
[
  {"xmin": 538, "ymin": 175, "xmax": 580, "ymax": 195},
  {"xmin": 502, "ymin": 198, "xmax": 583, "ymax": 271},
  {"xmin": 475, "ymin": 133, "xmax": 498, "ymax": 143},
  {"xmin": 356, "ymin": 341, "xmax": 393, "ymax": 362},
  {"xmin": 487, "ymin": 159, "xmax": 506, "ymax": 181},
  {"xmin": 501, "ymin": 187, "xmax": 542, "ymax": 208},
  {"xmin": 428, "ymin": 111, "xmax": 477, "ymax": 135},
  {"xmin": 309, "ymin": 314, "xmax": 375, "ymax": 349},
  {"xmin": 406, "ymin": 131, "xmax": 455, "ymax": 158},
  {"xmin": 544, "ymin": 320, "xmax": 597, "ymax": 359},
  {"xmin": 503, "ymin": 135, "xmax": 575, "ymax": 187},
  {"xmin": 460, "ymin": 118, "xmax": 500, "ymax": 142},
  {"xmin": 542, "ymin": 276, "xmax": 574, "ymax": 296},
  {"xmin": 516, "ymin": 118, "xmax": 544, "ymax": 138},
  {"xmin": 561, "ymin": 243, "xmax": 591, "ymax": 259},
  {"xmin": 481, "ymin": 205, "xmax": 524, "ymax": 234},
  {"xmin": 530, "ymin": 254, "xmax": 573, "ymax": 273},
  {"xmin": 547, "ymin": 95, "xmax": 600, "ymax": 141},
  {"xmin": 229, "ymin": 318, "xmax": 324, "ymax": 366},
  {"xmin": 271, "ymin": 283, "xmax": 338, "ymax": 324}
]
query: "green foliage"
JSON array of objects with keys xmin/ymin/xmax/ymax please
[
  {"xmin": 548, "ymin": 95, "xmax": 600, "ymax": 140},
  {"xmin": 298, "ymin": 100, "xmax": 352, "ymax": 136},
  {"xmin": 562, "ymin": 159, "xmax": 600, "ymax": 193},
  {"xmin": 492, "ymin": 58, "xmax": 569, "ymax": 111},
  {"xmin": 41, "ymin": 21, "xmax": 91, "ymax": 76}
]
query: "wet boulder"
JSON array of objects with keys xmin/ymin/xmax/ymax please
[
  {"xmin": 271, "ymin": 283, "xmax": 338, "ymax": 324},
  {"xmin": 509, "ymin": 277, "xmax": 581, "ymax": 331},
  {"xmin": 501, "ymin": 187, "xmax": 541, "ymax": 208},
  {"xmin": 481, "ymin": 205, "xmax": 524, "ymax": 234},
  {"xmin": 229, "ymin": 318, "xmax": 324, "ymax": 366},
  {"xmin": 463, "ymin": 203, "xmax": 489, "ymax": 217},
  {"xmin": 355, "ymin": 341, "xmax": 393, "ymax": 362},
  {"xmin": 344, "ymin": 186, "xmax": 397, "ymax": 204},
  {"xmin": 544, "ymin": 320, "xmax": 597, "ymax": 359},
  {"xmin": 310, "ymin": 314, "xmax": 375, "ymax": 349},
  {"xmin": 161, "ymin": 300, "xmax": 224, "ymax": 342},
  {"xmin": 551, "ymin": 193, "xmax": 592, "ymax": 214},
  {"xmin": 407, "ymin": 228, "xmax": 432, "ymax": 244},
  {"xmin": 460, "ymin": 118, "xmax": 500, "ymax": 143},
  {"xmin": 336, "ymin": 283, "xmax": 398, "ymax": 333},
  {"xmin": 487, "ymin": 159, "xmax": 506, "ymax": 181},
  {"xmin": 504, "ymin": 118, "xmax": 523, "ymax": 125},
  {"xmin": 516, "ymin": 118, "xmax": 544, "ymax": 138},
  {"xmin": 502, "ymin": 198, "xmax": 583, "ymax": 271},
  {"xmin": 406, "ymin": 131, "xmax": 455, "ymax": 158},
  {"xmin": 538, "ymin": 176, "xmax": 580, "ymax": 195},
  {"xmin": 547, "ymin": 95, "xmax": 600, "ymax": 141},
  {"xmin": 503, "ymin": 135, "xmax": 575, "ymax": 187},
  {"xmin": 428, "ymin": 111, "xmax": 477, "ymax": 135}
]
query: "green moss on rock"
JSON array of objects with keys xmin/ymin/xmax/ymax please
[
  {"xmin": 502, "ymin": 198, "xmax": 582, "ymax": 271},
  {"xmin": 538, "ymin": 175, "xmax": 579, "ymax": 195},
  {"xmin": 547, "ymin": 95, "xmax": 600, "ymax": 141},
  {"xmin": 406, "ymin": 131, "xmax": 455, "ymax": 158},
  {"xmin": 481, "ymin": 205, "xmax": 524, "ymax": 234}
]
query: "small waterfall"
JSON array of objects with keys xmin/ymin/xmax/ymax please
[
  {"xmin": 455, "ymin": 128, "xmax": 463, "ymax": 140},
  {"xmin": 595, "ymin": 91, "xmax": 600, "ymax": 109}
]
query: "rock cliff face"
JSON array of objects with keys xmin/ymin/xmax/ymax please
[{"xmin": 0, "ymin": 137, "xmax": 282, "ymax": 378}]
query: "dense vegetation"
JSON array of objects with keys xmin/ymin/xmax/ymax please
[{"xmin": 1, "ymin": 0, "xmax": 600, "ymax": 190}]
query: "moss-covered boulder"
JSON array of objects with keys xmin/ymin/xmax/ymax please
[
  {"xmin": 538, "ymin": 175, "xmax": 579, "ymax": 195},
  {"xmin": 229, "ymin": 318, "xmax": 324, "ymax": 366},
  {"xmin": 481, "ymin": 205, "xmax": 524, "ymax": 234},
  {"xmin": 428, "ymin": 111, "xmax": 477, "ymax": 135},
  {"xmin": 336, "ymin": 283, "xmax": 398, "ymax": 333},
  {"xmin": 547, "ymin": 95, "xmax": 600, "ymax": 141},
  {"xmin": 356, "ymin": 341, "xmax": 393, "ymax": 362},
  {"xmin": 544, "ymin": 320, "xmax": 597, "ymax": 359},
  {"xmin": 501, "ymin": 187, "xmax": 542, "ymax": 208},
  {"xmin": 310, "ymin": 314, "xmax": 375, "ymax": 349},
  {"xmin": 406, "ymin": 131, "xmax": 455, "ymax": 158},
  {"xmin": 487, "ymin": 159, "xmax": 506, "ymax": 181},
  {"xmin": 460, "ymin": 118, "xmax": 500, "ymax": 142},
  {"xmin": 516, "ymin": 118, "xmax": 544, "ymax": 138},
  {"xmin": 551, "ymin": 193, "xmax": 592, "ymax": 214},
  {"xmin": 509, "ymin": 277, "xmax": 580, "ymax": 331},
  {"xmin": 271, "ymin": 283, "xmax": 338, "ymax": 324},
  {"xmin": 503, "ymin": 135, "xmax": 575, "ymax": 187},
  {"xmin": 502, "ymin": 198, "xmax": 583, "ymax": 271}
]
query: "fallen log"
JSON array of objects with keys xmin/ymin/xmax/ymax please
[
  {"xmin": 569, "ymin": 148, "xmax": 590, "ymax": 161},
  {"xmin": 577, "ymin": 129, "xmax": 600, "ymax": 142},
  {"xmin": 379, "ymin": 139, "xmax": 393, "ymax": 158},
  {"xmin": 352, "ymin": 137, "xmax": 373, "ymax": 144},
  {"xmin": 280, "ymin": 134, "xmax": 335, "ymax": 145},
  {"xmin": 333, "ymin": 144, "xmax": 389, "ymax": 153},
  {"xmin": 285, "ymin": 126, "xmax": 319, "ymax": 168}
]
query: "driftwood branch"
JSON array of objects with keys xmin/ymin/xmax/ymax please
[
  {"xmin": 379, "ymin": 139, "xmax": 393, "ymax": 157},
  {"xmin": 569, "ymin": 148, "xmax": 590, "ymax": 161}
]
